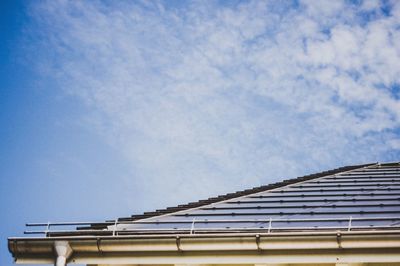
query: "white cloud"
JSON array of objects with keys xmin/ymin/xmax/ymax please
[{"xmin": 27, "ymin": 0, "xmax": 400, "ymax": 208}]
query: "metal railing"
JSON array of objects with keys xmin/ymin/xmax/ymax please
[{"xmin": 24, "ymin": 216, "xmax": 400, "ymax": 237}]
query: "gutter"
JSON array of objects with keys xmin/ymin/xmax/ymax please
[{"xmin": 9, "ymin": 230, "xmax": 400, "ymax": 265}]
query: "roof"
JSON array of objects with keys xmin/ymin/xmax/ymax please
[
  {"xmin": 10, "ymin": 162, "xmax": 400, "ymax": 266},
  {"xmin": 22, "ymin": 161, "xmax": 400, "ymax": 237}
]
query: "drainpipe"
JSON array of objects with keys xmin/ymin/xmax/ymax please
[{"xmin": 54, "ymin": 241, "xmax": 73, "ymax": 266}]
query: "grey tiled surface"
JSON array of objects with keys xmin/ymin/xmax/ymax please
[{"xmin": 112, "ymin": 163, "xmax": 400, "ymax": 233}]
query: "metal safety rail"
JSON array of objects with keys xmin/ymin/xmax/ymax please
[{"xmin": 24, "ymin": 216, "xmax": 400, "ymax": 237}]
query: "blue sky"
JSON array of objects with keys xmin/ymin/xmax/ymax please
[{"xmin": 1, "ymin": 0, "xmax": 400, "ymax": 265}]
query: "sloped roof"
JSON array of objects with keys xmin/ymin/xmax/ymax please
[
  {"xmin": 40, "ymin": 162, "xmax": 400, "ymax": 237},
  {"xmin": 11, "ymin": 162, "xmax": 400, "ymax": 266}
]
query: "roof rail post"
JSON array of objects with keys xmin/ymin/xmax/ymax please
[
  {"xmin": 190, "ymin": 218, "xmax": 196, "ymax": 235},
  {"xmin": 113, "ymin": 218, "xmax": 118, "ymax": 236},
  {"xmin": 45, "ymin": 221, "xmax": 50, "ymax": 236},
  {"xmin": 268, "ymin": 217, "xmax": 272, "ymax": 233},
  {"xmin": 348, "ymin": 216, "xmax": 353, "ymax": 232},
  {"xmin": 54, "ymin": 241, "xmax": 72, "ymax": 266}
]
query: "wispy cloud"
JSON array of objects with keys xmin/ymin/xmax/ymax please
[{"xmin": 27, "ymin": 0, "xmax": 400, "ymax": 206}]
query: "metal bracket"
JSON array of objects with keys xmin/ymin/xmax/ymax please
[
  {"xmin": 176, "ymin": 236, "xmax": 181, "ymax": 251},
  {"xmin": 336, "ymin": 231, "xmax": 342, "ymax": 248},
  {"xmin": 255, "ymin": 234, "xmax": 261, "ymax": 250},
  {"xmin": 96, "ymin": 238, "xmax": 103, "ymax": 254}
]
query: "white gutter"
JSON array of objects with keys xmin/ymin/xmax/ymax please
[{"xmin": 8, "ymin": 230, "xmax": 400, "ymax": 265}]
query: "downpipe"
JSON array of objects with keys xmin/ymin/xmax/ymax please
[{"xmin": 54, "ymin": 241, "xmax": 72, "ymax": 266}]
